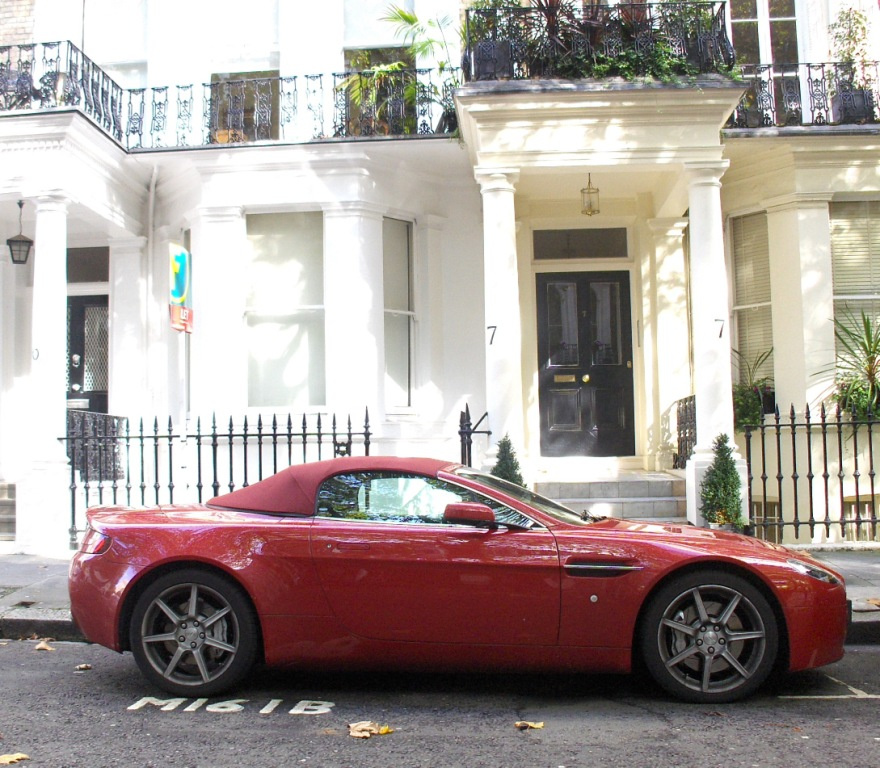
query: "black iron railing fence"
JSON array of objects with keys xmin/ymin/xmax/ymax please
[
  {"xmin": 62, "ymin": 406, "xmax": 490, "ymax": 547},
  {"xmin": 743, "ymin": 405, "xmax": 880, "ymax": 544},
  {"xmin": 673, "ymin": 395, "xmax": 880, "ymax": 543},
  {"xmin": 62, "ymin": 409, "xmax": 372, "ymax": 547},
  {"xmin": 673, "ymin": 394, "xmax": 696, "ymax": 470}
]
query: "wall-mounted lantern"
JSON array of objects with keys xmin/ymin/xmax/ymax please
[{"xmin": 7, "ymin": 200, "xmax": 33, "ymax": 265}]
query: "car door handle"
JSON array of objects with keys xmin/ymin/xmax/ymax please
[{"xmin": 329, "ymin": 541, "xmax": 371, "ymax": 551}]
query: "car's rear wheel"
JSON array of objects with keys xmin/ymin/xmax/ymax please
[
  {"xmin": 640, "ymin": 571, "xmax": 779, "ymax": 703},
  {"xmin": 130, "ymin": 568, "xmax": 258, "ymax": 697}
]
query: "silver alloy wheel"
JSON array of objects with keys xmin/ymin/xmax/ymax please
[
  {"xmin": 655, "ymin": 582, "xmax": 768, "ymax": 697},
  {"xmin": 139, "ymin": 581, "xmax": 241, "ymax": 688}
]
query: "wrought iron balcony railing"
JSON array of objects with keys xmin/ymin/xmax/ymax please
[
  {"xmin": 1, "ymin": 37, "xmax": 876, "ymax": 153},
  {"xmin": 463, "ymin": 2, "xmax": 735, "ymax": 81},
  {"xmin": 727, "ymin": 61, "xmax": 878, "ymax": 128},
  {"xmin": 0, "ymin": 41, "xmax": 460, "ymax": 149}
]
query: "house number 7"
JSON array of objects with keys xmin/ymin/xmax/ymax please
[{"xmin": 487, "ymin": 326, "xmax": 497, "ymax": 345}]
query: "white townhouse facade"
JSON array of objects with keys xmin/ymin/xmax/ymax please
[{"xmin": 1, "ymin": 0, "xmax": 879, "ymax": 554}]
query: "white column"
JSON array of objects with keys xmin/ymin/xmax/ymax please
[
  {"xmin": 322, "ymin": 203, "xmax": 384, "ymax": 419},
  {"xmin": 475, "ymin": 168, "xmax": 524, "ymax": 459},
  {"xmin": 685, "ymin": 162, "xmax": 734, "ymax": 448},
  {"xmin": 765, "ymin": 195, "xmax": 836, "ymax": 411},
  {"xmin": 647, "ymin": 218, "xmax": 690, "ymax": 468},
  {"xmin": 683, "ymin": 162, "xmax": 746, "ymax": 526},
  {"xmin": 188, "ymin": 206, "xmax": 248, "ymax": 418},
  {"xmin": 108, "ymin": 236, "xmax": 148, "ymax": 418},
  {"xmin": 16, "ymin": 194, "xmax": 72, "ymax": 555}
]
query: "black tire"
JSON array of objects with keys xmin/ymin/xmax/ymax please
[
  {"xmin": 640, "ymin": 570, "xmax": 779, "ymax": 703},
  {"xmin": 130, "ymin": 568, "xmax": 259, "ymax": 697}
]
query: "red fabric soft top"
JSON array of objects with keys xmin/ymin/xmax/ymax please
[{"xmin": 207, "ymin": 456, "xmax": 457, "ymax": 515}]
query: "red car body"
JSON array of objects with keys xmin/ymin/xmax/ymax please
[{"xmin": 69, "ymin": 456, "xmax": 848, "ymax": 702}]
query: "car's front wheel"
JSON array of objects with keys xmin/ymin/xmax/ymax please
[
  {"xmin": 130, "ymin": 568, "xmax": 259, "ymax": 697},
  {"xmin": 640, "ymin": 571, "xmax": 779, "ymax": 703}
]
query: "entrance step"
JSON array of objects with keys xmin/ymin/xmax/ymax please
[
  {"xmin": 0, "ymin": 483, "xmax": 15, "ymax": 541},
  {"xmin": 535, "ymin": 471, "xmax": 687, "ymax": 522}
]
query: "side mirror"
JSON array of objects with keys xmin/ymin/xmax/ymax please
[{"xmin": 443, "ymin": 502, "xmax": 497, "ymax": 527}]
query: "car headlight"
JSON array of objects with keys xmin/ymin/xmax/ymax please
[{"xmin": 786, "ymin": 558, "xmax": 843, "ymax": 585}]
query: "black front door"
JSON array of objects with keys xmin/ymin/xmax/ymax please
[
  {"xmin": 67, "ymin": 295, "xmax": 109, "ymax": 414},
  {"xmin": 537, "ymin": 272, "xmax": 634, "ymax": 457}
]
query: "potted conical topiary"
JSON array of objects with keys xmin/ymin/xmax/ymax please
[
  {"xmin": 700, "ymin": 434, "xmax": 744, "ymax": 531},
  {"xmin": 491, "ymin": 434, "xmax": 525, "ymax": 486}
]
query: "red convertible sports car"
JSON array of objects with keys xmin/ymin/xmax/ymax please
[{"xmin": 69, "ymin": 456, "xmax": 848, "ymax": 703}]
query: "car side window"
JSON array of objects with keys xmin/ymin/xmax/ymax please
[{"xmin": 315, "ymin": 471, "xmax": 536, "ymax": 528}]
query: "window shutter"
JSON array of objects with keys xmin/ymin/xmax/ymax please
[{"xmin": 731, "ymin": 213, "xmax": 773, "ymax": 384}]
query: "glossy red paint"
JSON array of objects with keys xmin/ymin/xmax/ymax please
[{"xmin": 68, "ymin": 456, "xmax": 848, "ymax": 702}]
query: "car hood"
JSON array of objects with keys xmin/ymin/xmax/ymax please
[{"xmin": 577, "ymin": 516, "xmax": 828, "ymax": 565}]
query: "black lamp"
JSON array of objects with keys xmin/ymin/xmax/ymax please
[{"xmin": 7, "ymin": 200, "xmax": 33, "ymax": 265}]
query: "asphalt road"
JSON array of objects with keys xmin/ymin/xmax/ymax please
[{"xmin": 1, "ymin": 640, "xmax": 879, "ymax": 768}]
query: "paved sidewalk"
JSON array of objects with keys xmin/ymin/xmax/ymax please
[{"xmin": 0, "ymin": 548, "xmax": 878, "ymax": 644}]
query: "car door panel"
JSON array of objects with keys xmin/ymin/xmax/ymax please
[{"xmin": 310, "ymin": 520, "xmax": 561, "ymax": 645}]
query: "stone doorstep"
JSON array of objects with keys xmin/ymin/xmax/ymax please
[{"xmin": 558, "ymin": 497, "xmax": 688, "ymax": 521}]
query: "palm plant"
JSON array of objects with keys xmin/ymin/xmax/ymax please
[{"xmin": 833, "ymin": 308, "xmax": 880, "ymax": 417}]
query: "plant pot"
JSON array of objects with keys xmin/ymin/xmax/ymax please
[
  {"xmin": 473, "ymin": 40, "xmax": 513, "ymax": 81},
  {"xmin": 761, "ymin": 389, "xmax": 776, "ymax": 415},
  {"xmin": 435, "ymin": 107, "xmax": 457, "ymax": 134},
  {"xmin": 831, "ymin": 90, "xmax": 876, "ymax": 124}
]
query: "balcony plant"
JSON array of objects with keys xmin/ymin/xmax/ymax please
[
  {"xmin": 699, "ymin": 433, "xmax": 744, "ymax": 530},
  {"xmin": 732, "ymin": 348, "xmax": 774, "ymax": 430},
  {"xmin": 828, "ymin": 5, "xmax": 876, "ymax": 123}
]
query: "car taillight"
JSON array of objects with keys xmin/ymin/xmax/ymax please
[{"xmin": 80, "ymin": 528, "xmax": 112, "ymax": 555}]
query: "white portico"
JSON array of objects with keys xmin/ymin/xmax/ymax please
[{"xmin": 456, "ymin": 77, "xmax": 747, "ymax": 503}]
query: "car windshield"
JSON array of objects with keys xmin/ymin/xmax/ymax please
[{"xmin": 452, "ymin": 467, "xmax": 600, "ymax": 524}]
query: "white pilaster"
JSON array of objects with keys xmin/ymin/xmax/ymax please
[
  {"xmin": 765, "ymin": 194, "xmax": 836, "ymax": 411},
  {"xmin": 16, "ymin": 194, "xmax": 72, "ymax": 555},
  {"xmin": 647, "ymin": 218, "xmax": 691, "ymax": 468},
  {"xmin": 188, "ymin": 206, "xmax": 248, "ymax": 418},
  {"xmin": 322, "ymin": 202, "xmax": 385, "ymax": 418},
  {"xmin": 108, "ymin": 236, "xmax": 148, "ymax": 418},
  {"xmin": 475, "ymin": 168, "xmax": 524, "ymax": 458}
]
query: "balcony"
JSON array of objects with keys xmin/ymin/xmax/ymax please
[
  {"xmin": 462, "ymin": 1, "xmax": 736, "ymax": 81},
  {"xmin": 727, "ymin": 61, "xmax": 878, "ymax": 129},
  {"xmin": 1, "ymin": 3, "xmax": 876, "ymax": 154},
  {"xmin": 0, "ymin": 41, "xmax": 460, "ymax": 149}
]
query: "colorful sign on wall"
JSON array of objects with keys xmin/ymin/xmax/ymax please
[{"xmin": 169, "ymin": 243, "xmax": 193, "ymax": 333}]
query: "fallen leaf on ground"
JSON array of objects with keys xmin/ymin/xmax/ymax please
[
  {"xmin": 74, "ymin": 664, "xmax": 92, "ymax": 671},
  {"xmin": 348, "ymin": 721, "xmax": 393, "ymax": 739},
  {"xmin": 0, "ymin": 754, "xmax": 29, "ymax": 765},
  {"xmin": 33, "ymin": 640, "xmax": 55, "ymax": 652},
  {"xmin": 868, "ymin": 598, "xmax": 880, "ymax": 607},
  {"xmin": 515, "ymin": 721, "xmax": 544, "ymax": 730}
]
